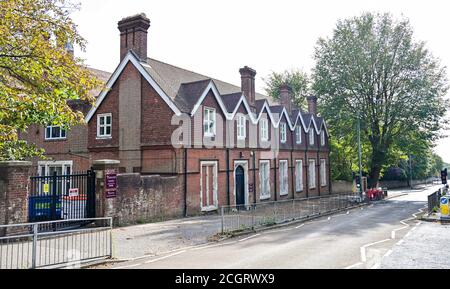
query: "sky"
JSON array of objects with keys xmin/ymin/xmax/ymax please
[{"xmin": 72, "ymin": 0, "xmax": 450, "ymax": 163}]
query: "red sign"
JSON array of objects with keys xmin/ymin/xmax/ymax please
[{"xmin": 105, "ymin": 169, "xmax": 118, "ymax": 198}]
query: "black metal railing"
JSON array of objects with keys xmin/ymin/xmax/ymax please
[
  {"xmin": 29, "ymin": 170, "xmax": 96, "ymax": 225},
  {"xmin": 428, "ymin": 190, "xmax": 442, "ymax": 214}
]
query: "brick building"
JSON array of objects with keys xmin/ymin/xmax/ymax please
[{"xmin": 21, "ymin": 13, "xmax": 331, "ymax": 215}]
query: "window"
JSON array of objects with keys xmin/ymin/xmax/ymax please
[
  {"xmin": 309, "ymin": 129, "xmax": 315, "ymax": 146},
  {"xmin": 320, "ymin": 159, "xmax": 327, "ymax": 186},
  {"xmin": 237, "ymin": 115, "xmax": 246, "ymax": 140},
  {"xmin": 295, "ymin": 160, "xmax": 303, "ymax": 192},
  {"xmin": 200, "ymin": 161, "xmax": 218, "ymax": 211},
  {"xmin": 309, "ymin": 159, "xmax": 316, "ymax": 189},
  {"xmin": 296, "ymin": 126, "xmax": 302, "ymax": 144},
  {"xmin": 203, "ymin": 108, "xmax": 216, "ymax": 137},
  {"xmin": 38, "ymin": 161, "xmax": 72, "ymax": 196},
  {"xmin": 279, "ymin": 160, "xmax": 288, "ymax": 196},
  {"xmin": 260, "ymin": 118, "xmax": 268, "ymax": 142},
  {"xmin": 97, "ymin": 113, "xmax": 112, "ymax": 138},
  {"xmin": 260, "ymin": 161, "xmax": 270, "ymax": 200},
  {"xmin": 321, "ymin": 130, "xmax": 326, "ymax": 146},
  {"xmin": 280, "ymin": 123, "xmax": 287, "ymax": 143},
  {"xmin": 45, "ymin": 126, "xmax": 66, "ymax": 140}
]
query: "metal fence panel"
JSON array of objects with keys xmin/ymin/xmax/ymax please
[
  {"xmin": 0, "ymin": 218, "xmax": 112, "ymax": 269},
  {"xmin": 220, "ymin": 194, "xmax": 362, "ymax": 234}
]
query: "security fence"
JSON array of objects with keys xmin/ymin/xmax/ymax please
[
  {"xmin": 0, "ymin": 218, "xmax": 112, "ymax": 269},
  {"xmin": 220, "ymin": 194, "xmax": 363, "ymax": 234}
]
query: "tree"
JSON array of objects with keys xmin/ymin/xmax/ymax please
[
  {"xmin": 0, "ymin": 0, "xmax": 103, "ymax": 160},
  {"xmin": 313, "ymin": 12, "xmax": 448, "ymax": 187},
  {"xmin": 263, "ymin": 69, "xmax": 310, "ymax": 109}
]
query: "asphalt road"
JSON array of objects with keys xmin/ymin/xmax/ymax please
[{"xmin": 108, "ymin": 185, "xmax": 441, "ymax": 269}]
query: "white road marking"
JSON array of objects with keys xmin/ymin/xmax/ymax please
[
  {"xmin": 239, "ymin": 234, "xmax": 261, "ymax": 242},
  {"xmin": 144, "ymin": 250, "xmax": 186, "ymax": 264},
  {"xmin": 396, "ymin": 240, "xmax": 404, "ymax": 246},
  {"xmin": 383, "ymin": 250, "xmax": 393, "ymax": 258},
  {"xmin": 344, "ymin": 262, "xmax": 363, "ymax": 269},
  {"xmin": 114, "ymin": 262, "xmax": 146, "ymax": 269},
  {"xmin": 191, "ymin": 241, "xmax": 237, "ymax": 251},
  {"xmin": 360, "ymin": 239, "xmax": 391, "ymax": 262},
  {"xmin": 295, "ymin": 224, "xmax": 305, "ymax": 229},
  {"xmin": 327, "ymin": 217, "xmax": 331, "ymax": 220}
]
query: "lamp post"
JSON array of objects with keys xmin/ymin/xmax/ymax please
[
  {"xmin": 357, "ymin": 113, "xmax": 363, "ymax": 199},
  {"xmin": 409, "ymin": 154, "xmax": 413, "ymax": 190}
]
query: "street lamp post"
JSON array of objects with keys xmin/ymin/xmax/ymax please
[
  {"xmin": 357, "ymin": 113, "xmax": 363, "ymax": 199},
  {"xmin": 409, "ymin": 154, "xmax": 413, "ymax": 190}
]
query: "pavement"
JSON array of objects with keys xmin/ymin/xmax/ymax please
[
  {"xmin": 94, "ymin": 184, "xmax": 444, "ymax": 269},
  {"xmin": 111, "ymin": 215, "xmax": 223, "ymax": 260},
  {"xmin": 379, "ymin": 221, "xmax": 450, "ymax": 269}
]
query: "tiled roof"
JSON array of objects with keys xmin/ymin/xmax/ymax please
[
  {"xmin": 174, "ymin": 79, "xmax": 212, "ymax": 113},
  {"xmin": 145, "ymin": 58, "xmax": 275, "ymax": 105},
  {"xmin": 222, "ymin": 93, "xmax": 243, "ymax": 113}
]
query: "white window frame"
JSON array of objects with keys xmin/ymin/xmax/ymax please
[
  {"xmin": 37, "ymin": 161, "xmax": 73, "ymax": 196},
  {"xmin": 309, "ymin": 129, "xmax": 315, "ymax": 146},
  {"xmin": 295, "ymin": 126, "xmax": 302, "ymax": 144},
  {"xmin": 295, "ymin": 160, "xmax": 303, "ymax": 192},
  {"xmin": 321, "ymin": 130, "xmax": 326, "ymax": 146},
  {"xmin": 97, "ymin": 113, "xmax": 112, "ymax": 138},
  {"xmin": 280, "ymin": 123, "xmax": 287, "ymax": 143},
  {"xmin": 320, "ymin": 159, "xmax": 327, "ymax": 187},
  {"xmin": 260, "ymin": 118, "xmax": 268, "ymax": 142},
  {"xmin": 309, "ymin": 159, "xmax": 316, "ymax": 189},
  {"xmin": 237, "ymin": 115, "xmax": 246, "ymax": 140},
  {"xmin": 203, "ymin": 107, "xmax": 216, "ymax": 137},
  {"xmin": 279, "ymin": 160, "xmax": 289, "ymax": 196},
  {"xmin": 200, "ymin": 161, "xmax": 218, "ymax": 212},
  {"xmin": 45, "ymin": 126, "xmax": 67, "ymax": 140},
  {"xmin": 259, "ymin": 160, "xmax": 271, "ymax": 200}
]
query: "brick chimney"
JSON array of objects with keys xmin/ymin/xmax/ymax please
[
  {"xmin": 239, "ymin": 66, "xmax": 257, "ymax": 111},
  {"xmin": 118, "ymin": 13, "xmax": 151, "ymax": 62},
  {"xmin": 307, "ymin": 95, "xmax": 318, "ymax": 115},
  {"xmin": 279, "ymin": 84, "xmax": 293, "ymax": 115}
]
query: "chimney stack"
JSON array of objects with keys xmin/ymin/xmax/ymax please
[
  {"xmin": 307, "ymin": 95, "xmax": 318, "ymax": 115},
  {"xmin": 279, "ymin": 84, "xmax": 293, "ymax": 115},
  {"xmin": 118, "ymin": 13, "xmax": 151, "ymax": 62},
  {"xmin": 239, "ymin": 66, "xmax": 257, "ymax": 111}
]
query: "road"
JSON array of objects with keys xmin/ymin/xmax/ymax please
[{"xmin": 107, "ymin": 185, "xmax": 441, "ymax": 269}]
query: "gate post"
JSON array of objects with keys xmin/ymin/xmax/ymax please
[
  {"xmin": 0, "ymin": 161, "xmax": 31, "ymax": 233},
  {"xmin": 91, "ymin": 160, "xmax": 120, "ymax": 221}
]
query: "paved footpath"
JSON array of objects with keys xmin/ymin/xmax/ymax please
[
  {"xmin": 98, "ymin": 184, "xmax": 442, "ymax": 269},
  {"xmin": 380, "ymin": 221, "xmax": 450, "ymax": 269}
]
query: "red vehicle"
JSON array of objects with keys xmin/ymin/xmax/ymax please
[{"xmin": 366, "ymin": 187, "xmax": 386, "ymax": 201}]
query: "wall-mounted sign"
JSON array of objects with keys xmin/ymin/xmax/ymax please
[
  {"xmin": 249, "ymin": 183, "xmax": 254, "ymax": 193},
  {"xmin": 69, "ymin": 188, "xmax": 79, "ymax": 197},
  {"xmin": 105, "ymin": 169, "xmax": 118, "ymax": 199}
]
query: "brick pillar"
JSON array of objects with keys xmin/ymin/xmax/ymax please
[
  {"xmin": 92, "ymin": 160, "xmax": 120, "ymax": 220},
  {"xmin": 0, "ymin": 161, "xmax": 31, "ymax": 234}
]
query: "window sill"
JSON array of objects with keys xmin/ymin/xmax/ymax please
[
  {"xmin": 201, "ymin": 205, "xmax": 218, "ymax": 212},
  {"xmin": 279, "ymin": 192, "xmax": 288, "ymax": 196},
  {"xmin": 96, "ymin": 136, "xmax": 112, "ymax": 140},
  {"xmin": 260, "ymin": 195, "xmax": 271, "ymax": 201},
  {"xmin": 296, "ymin": 189, "xmax": 304, "ymax": 193},
  {"xmin": 44, "ymin": 138, "xmax": 67, "ymax": 142}
]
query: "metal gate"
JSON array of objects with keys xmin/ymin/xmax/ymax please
[{"xmin": 29, "ymin": 170, "xmax": 96, "ymax": 223}]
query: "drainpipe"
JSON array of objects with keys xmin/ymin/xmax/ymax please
[
  {"xmin": 226, "ymin": 149, "xmax": 230, "ymax": 206},
  {"xmin": 305, "ymin": 135, "xmax": 309, "ymax": 198},
  {"xmin": 291, "ymin": 145, "xmax": 295, "ymax": 200},
  {"xmin": 274, "ymin": 158, "xmax": 278, "ymax": 201},
  {"xmin": 252, "ymin": 150, "xmax": 257, "ymax": 204},
  {"xmin": 328, "ymin": 139, "xmax": 332, "ymax": 194},
  {"xmin": 317, "ymin": 146, "xmax": 321, "ymax": 197},
  {"xmin": 183, "ymin": 148, "xmax": 188, "ymax": 217}
]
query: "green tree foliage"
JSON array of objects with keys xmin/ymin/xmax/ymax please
[
  {"xmin": 263, "ymin": 70, "xmax": 310, "ymax": 109},
  {"xmin": 0, "ymin": 0, "xmax": 103, "ymax": 160},
  {"xmin": 313, "ymin": 12, "xmax": 448, "ymax": 186}
]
